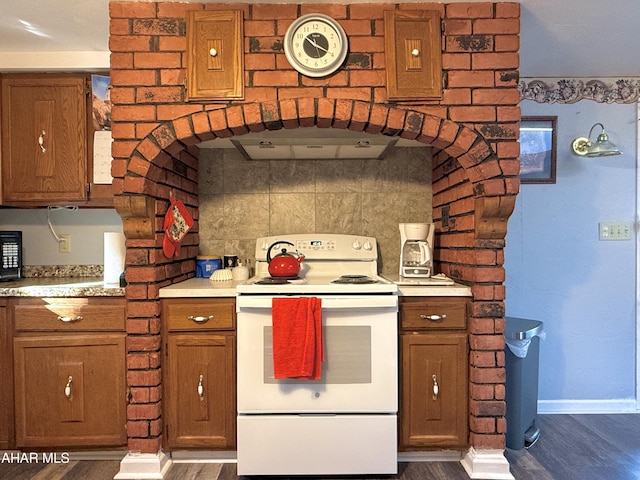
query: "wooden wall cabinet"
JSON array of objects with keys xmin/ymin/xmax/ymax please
[
  {"xmin": 186, "ymin": 11, "xmax": 244, "ymax": 101},
  {"xmin": 162, "ymin": 298, "xmax": 236, "ymax": 450},
  {"xmin": 384, "ymin": 10, "xmax": 443, "ymax": 100},
  {"xmin": 399, "ymin": 297, "xmax": 469, "ymax": 449},
  {"xmin": 12, "ymin": 297, "xmax": 126, "ymax": 448},
  {"xmin": 1, "ymin": 73, "xmax": 113, "ymax": 207}
]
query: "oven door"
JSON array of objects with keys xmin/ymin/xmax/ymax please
[{"xmin": 236, "ymin": 294, "xmax": 398, "ymax": 414}]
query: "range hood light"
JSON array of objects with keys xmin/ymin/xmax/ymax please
[
  {"xmin": 259, "ymin": 141, "xmax": 274, "ymax": 148},
  {"xmin": 356, "ymin": 140, "xmax": 371, "ymax": 148},
  {"xmin": 293, "ymin": 145, "xmax": 338, "ymax": 159}
]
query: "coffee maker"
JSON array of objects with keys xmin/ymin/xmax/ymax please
[{"xmin": 399, "ymin": 223, "xmax": 435, "ymax": 278}]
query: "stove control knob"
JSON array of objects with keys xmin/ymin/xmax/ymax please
[
  {"xmin": 261, "ymin": 240, "xmax": 269, "ymax": 251},
  {"xmin": 363, "ymin": 240, "xmax": 372, "ymax": 251},
  {"xmin": 352, "ymin": 239, "xmax": 362, "ymax": 250}
]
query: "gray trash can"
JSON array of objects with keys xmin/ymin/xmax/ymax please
[{"xmin": 505, "ymin": 316, "xmax": 544, "ymax": 450}]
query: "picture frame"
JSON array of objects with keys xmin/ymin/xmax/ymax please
[{"xmin": 519, "ymin": 116, "xmax": 557, "ymax": 184}]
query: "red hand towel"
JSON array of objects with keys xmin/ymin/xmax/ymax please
[{"xmin": 272, "ymin": 297, "xmax": 324, "ymax": 380}]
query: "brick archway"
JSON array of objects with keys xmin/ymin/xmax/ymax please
[
  {"xmin": 114, "ymin": 97, "xmax": 516, "ymax": 455},
  {"xmin": 121, "ymin": 98, "xmax": 507, "ymax": 201}
]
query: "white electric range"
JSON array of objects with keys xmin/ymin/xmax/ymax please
[{"xmin": 235, "ymin": 234, "xmax": 398, "ymax": 476}]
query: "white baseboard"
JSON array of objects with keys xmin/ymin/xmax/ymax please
[
  {"xmin": 113, "ymin": 451, "xmax": 172, "ymax": 480},
  {"xmin": 538, "ymin": 398, "xmax": 639, "ymax": 414},
  {"xmin": 460, "ymin": 448, "xmax": 514, "ymax": 480}
]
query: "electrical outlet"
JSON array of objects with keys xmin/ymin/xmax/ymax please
[
  {"xmin": 59, "ymin": 234, "xmax": 71, "ymax": 253},
  {"xmin": 599, "ymin": 222, "xmax": 633, "ymax": 241}
]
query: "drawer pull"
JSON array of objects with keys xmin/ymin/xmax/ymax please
[
  {"xmin": 58, "ymin": 315, "xmax": 83, "ymax": 323},
  {"xmin": 38, "ymin": 130, "xmax": 47, "ymax": 153},
  {"xmin": 420, "ymin": 314, "xmax": 447, "ymax": 322},
  {"xmin": 64, "ymin": 376, "xmax": 73, "ymax": 399},
  {"xmin": 432, "ymin": 374, "xmax": 439, "ymax": 400},
  {"xmin": 188, "ymin": 315, "xmax": 213, "ymax": 324},
  {"xmin": 197, "ymin": 374, "xmax": 204, "ymax": 398}
]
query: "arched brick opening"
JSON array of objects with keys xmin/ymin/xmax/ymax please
[{"xmin": 114, "ymin": 98, "xmax": 517, "ymax": 454}]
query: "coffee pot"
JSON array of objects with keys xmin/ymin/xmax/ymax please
[{"xmin": 399, "ymin": 223, "xmax": 435, "ymax": 278}]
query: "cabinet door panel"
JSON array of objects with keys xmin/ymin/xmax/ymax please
[
  {"xmin": 13, "ymin": 334, "xmax": 126, "ymax": 448},
  {"xmin": 0, "ymin": 302, "xmax": 12, "ymax": 449},
  {"xmin": 384, "ymin": 10, "xmax": 442, "ymax": 100},
  {"xmin": 400, "ymin": 333, "xmax": 468, "ymax": 449},
  {"xmin": 165, "ymin": 334, "xmax": 236, "ymax": 449},
  {"xmin": 186, "ymin": 11, "xmax": 244, "ymax": 100},
  {"xmin": 1, "ymin": 76, "xmax": 88, "ymax": 203}
]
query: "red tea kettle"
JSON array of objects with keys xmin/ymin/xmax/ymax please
[{"xmin": 266, "ymin": 241, "xmax": 305, "ymax": 277}]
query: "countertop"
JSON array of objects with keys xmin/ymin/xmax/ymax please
[
  {"xmin": 159, "ymin": 277, "xmax": 241, "ymax": 298},
  {"xmin": 158, "ymin": 276, "xmax": 472, "ymax": 298},
  {"xmin": 0, "ymin": 277, "xmax": 125, "ymax": 297},
  {"xmin": 0, "ymin": 275, "xmax": 471, "ymax": 299}
]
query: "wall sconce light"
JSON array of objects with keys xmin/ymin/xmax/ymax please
[{"xmin": 571, "ymin": 123, "xmax": 622, "ymax": 157}]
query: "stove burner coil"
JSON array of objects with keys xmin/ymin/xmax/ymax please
[
  {"xmin": 331, "ymin": 274, "xmax": 378, "ymax": 284},
  {"xmin": 255, "ymin": 276, "xmax": 299, "ymax": 285}
]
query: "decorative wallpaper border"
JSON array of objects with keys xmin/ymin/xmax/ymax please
[{"xmin": 519, "ymin": 78, "xmax": 640, "ymax": 104}]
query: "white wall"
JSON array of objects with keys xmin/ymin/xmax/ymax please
[
  {"xmin": 505, "ymin": 100, "xmax": 638, "ymax": 412},
  {"xmin": 0, "ymin": 208, "xmax": 122, "ymax": 266}
]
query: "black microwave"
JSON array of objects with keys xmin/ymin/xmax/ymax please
[{"xmin": 0, "ymin": 231, "xmax": 22, "ymax": 282}]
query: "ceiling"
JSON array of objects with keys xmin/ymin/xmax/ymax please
[{"xmin": 0, "ymin": 0, "xmax": 638, "ymax": 77}]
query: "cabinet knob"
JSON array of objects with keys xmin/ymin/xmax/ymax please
[
  {"xmin": 432, "ymin": 374, "xmax": 439, "ymax": 400},
  {"xmin": 419, "ymin": 314, "xmax": 446, "ymax": 322},
  {"xmin": 65, "ymin": 376, "xmax": 73, "ymax": 399},
  {"xmin": 188, "ymin": 315, "xmax": 213, "ymax": 324},
  {"xmin": 209, "ymin": 48, "xmax": 218, "ymax": 57},
  {"xmin": 197, "ymin": 374, "xmax": 204, "ymax": 399},
  {"xmin": 58, "ymin": 315, "xmax": 83, "ymax": 323},
  {"xmin": 411, "ymin": 48, "xmax": 420, "ymax": 57}
]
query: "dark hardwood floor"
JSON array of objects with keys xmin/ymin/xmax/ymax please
[
  {"xmin": 506, "ymin": 414, "xmax": 640, "ymax": 480},
  {"xmin": 0, "ymin": 414, "xmax": 638, "ymax": 480}
]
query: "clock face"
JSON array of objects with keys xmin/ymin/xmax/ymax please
[{"xmin": 284, "ymin": 14, "xmax": 349, "ymax": 78}]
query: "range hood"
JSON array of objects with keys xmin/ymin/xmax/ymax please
[{"xmin": 230, "ymin": 136, "xmax": 398, "ymax": 160}]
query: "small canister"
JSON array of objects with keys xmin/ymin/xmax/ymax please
[
  {"xmin": 232, "ymin": 261, "xmax": 250, "ymax": 281},
  {"xmin": 196, "ymin": 255, "xmax": 222, "ymax": 278},
  {"xmin": 223, "ymin": 255, "xmax": 238, "ymax": 269}
]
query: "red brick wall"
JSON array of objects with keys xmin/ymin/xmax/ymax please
[{"xmin": 110, "ymin": 1, "xmax": 520, "ymax": 454}]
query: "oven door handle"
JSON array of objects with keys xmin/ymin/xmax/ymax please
[{"xmin": 236, "ymin": 295, "xmax": 398, "ymax": 310}]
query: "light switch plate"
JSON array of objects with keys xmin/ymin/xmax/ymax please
[
  {"xmin": 599, "ymin": 222, "xmax": 633, "ymax": 241},
  {"xmin": 59, "ymin": 234, "xmax": 71, "ymax": 253}
]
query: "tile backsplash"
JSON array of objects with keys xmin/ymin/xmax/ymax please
[{"xmin": 197, "ymin": 146, "xmax": 432, "ymax": 276}]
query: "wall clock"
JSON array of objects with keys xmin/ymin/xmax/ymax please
[{"xmin": 283, "ymin": 14, "xmax": 349, "ymax": 78}]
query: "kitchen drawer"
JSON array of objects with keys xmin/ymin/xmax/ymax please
[
  {"xmin": 163, "ymin": 298, "xmax": 235, "ymax": 331},
  {"xmin": 399, "ymin": 297, "xmax": 467, "ymax": 330},
  {"xmin": 13, "ymin": 298, "xmax": 125, "ymax": 332}
]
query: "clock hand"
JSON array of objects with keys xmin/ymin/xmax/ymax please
[
  {"xmin": 305, "ymin": 36, "xmax": 329, "ymax": 54},
  {"xmin": 304, "ymin": 36, "xmax": 322, "ymax": 58}
]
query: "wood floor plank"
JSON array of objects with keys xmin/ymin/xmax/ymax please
[
  {"xmin": 504, "ymin": 448, "xmax": 555, "ymax": 480},
  {"xmin": 59, "ymin": 460, "xmax": 121, "ymax": 479},
  {"xmin": 218, "ymin": 463, "xmax": 239, "ymax": 480},
  {"xmin": 0, "ymin": 462, "xmax": 44, "ymax": 480},
  {"xmin": 30, "ymin": 461, "xmax": 78, "ymax": 480},
  {"xmin": 165, "ymin": 462, "xmax": 223, "ymax": 480}
]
